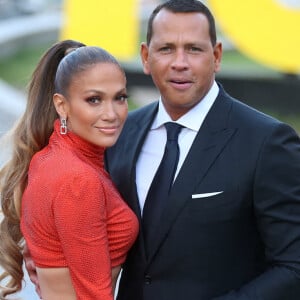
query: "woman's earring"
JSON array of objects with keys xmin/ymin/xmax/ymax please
[{"xmin": 60, "ymin": 118, "xmax": 67, "ymax": 135}]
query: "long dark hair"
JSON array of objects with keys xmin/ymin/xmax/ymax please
[{"xmin": 0, "ymin": 39, "xmax": 124, "ymax": 297}]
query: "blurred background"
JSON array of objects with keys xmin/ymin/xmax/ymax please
[
  {"xmin": 0, "ymin": 0, "xmax": 300, "ymax": 139},
  {"xmin": 0, "ymin": 0, "xmax": 299, "ymax": 298}
]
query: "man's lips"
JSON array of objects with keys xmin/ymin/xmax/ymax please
[{"xmin": 169, "ymin": 79, "xmax": 193, "ymax": 90}]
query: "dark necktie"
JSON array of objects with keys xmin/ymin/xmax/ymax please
[{"xmin": 142, "ymin": 122, "xmax": 183, "ymax": 253}]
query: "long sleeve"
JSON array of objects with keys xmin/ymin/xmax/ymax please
[
  {"xmin": 21, "ymin": 121, "xmax": 138, "ymax": 300},
  {"xmin": 213, "ymin": 122, "xmax": 300, "ymax": 299},
  {"xmin": 53, "ymin": 171, "xmax": 114, "ymax": 300}
]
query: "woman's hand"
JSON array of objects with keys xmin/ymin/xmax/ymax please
[
  {"xmin": 23, "ymin": 244, "xmax": 42, "ymax": 298},
  {"xmin": 112, "ymin": 265, "xmax": 121, "ymax": 294}
]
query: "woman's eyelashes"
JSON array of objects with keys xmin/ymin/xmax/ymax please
[
  {"xmin": 86, "ymin": 96, "xmax": 101, "ymax": 104},
  {"xmin": 85, "ymin": 93, "xmax": 128, "ymax": 105},
  {"xmin": 116, "ymin": 93, "xmax": 128, "ymax": 102}
]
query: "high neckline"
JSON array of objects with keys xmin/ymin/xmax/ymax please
[{"xmin": 50, "ymin": 119, "xmax": 105, "ymax": 169}]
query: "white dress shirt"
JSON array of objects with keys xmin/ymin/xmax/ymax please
[{"xmin": 136, "ymin": 81, "xmax": 219, "ymax": 212}]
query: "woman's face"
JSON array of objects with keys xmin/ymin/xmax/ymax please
[{"xmin": 58, "ymin": 62, "xmax": 128, "ymax": 148}]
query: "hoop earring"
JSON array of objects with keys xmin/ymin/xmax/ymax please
[{"xmin": 60, "ymin": 118, "xmax": 67, "ymax": 135}]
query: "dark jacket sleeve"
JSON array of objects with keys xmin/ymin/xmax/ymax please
[{"xmin": 214, "ymin": 122, "xmax": 300, "ymax": 299}]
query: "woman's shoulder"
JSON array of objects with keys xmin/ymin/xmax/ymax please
[{"xmin": 30, "ymin": 144, "xmax": 99, "ymax": 183}]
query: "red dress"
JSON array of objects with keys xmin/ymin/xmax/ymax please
[{"xmin": 21, "ymin": 120, "xmax": 139, "ymax": 300}]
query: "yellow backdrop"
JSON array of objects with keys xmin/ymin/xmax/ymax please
[
  {"xmin": 60, "ymin": 0, "xmax": 139, "ymax": 61},
  {"xmin": 208, "ymin": 0, "xmax": 300, "ymax": 74}
]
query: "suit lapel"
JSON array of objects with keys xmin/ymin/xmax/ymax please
[
  {"xmin": 123, "ymin": 102, "xmax": 159, "ymax": 219},
  {"xmin": 146, "ymin": 90, "xmax": 237, "ymax": 263}
]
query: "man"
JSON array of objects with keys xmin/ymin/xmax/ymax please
[
  {"xmin": 25, "ymin": 0, "xmax": 300, "ymax": 299},
  {"xmin": 106, "ymin": 0, "xmax": 300, "ymax": 299}
]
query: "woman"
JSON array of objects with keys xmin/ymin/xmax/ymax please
[{"xmin": 0, "ymin": 40, "xmax": 139, "ymax": 299}]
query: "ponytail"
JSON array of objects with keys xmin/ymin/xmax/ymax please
[{"xmin": 0, "ymin": 39, "xmax": 85, "ymax": 297}]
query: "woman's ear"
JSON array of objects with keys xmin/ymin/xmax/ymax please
[{"xmin": 53, "ymin": 93, "xmax": 68, "ymax": 118}]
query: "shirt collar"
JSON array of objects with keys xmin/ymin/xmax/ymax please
[{"xmin": 151, "ymin": 81, "xmax": 219, "ymax": 131}]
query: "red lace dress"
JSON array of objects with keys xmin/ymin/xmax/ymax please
[{"xmin": 21, "ymin": 120, "xmax": 139, "ymax": 300}]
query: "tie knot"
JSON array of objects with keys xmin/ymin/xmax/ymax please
[{"xmin": 164, "ymin": 122, "xmax": 183, "ymax": 141}]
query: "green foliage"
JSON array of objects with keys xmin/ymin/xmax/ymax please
[
  {"xmin": 266, "ymin": 112, "xmax": 300, "ymax": 134},
  {"xmin": 221, "ymin": 50, "xmax": 281, "ymax": 77},
  {"xmin": 0, "ymin": 43, "xmax": 53, "ymax": 90},
  {"xmin": 0, "ymin": 43, "xmax": 139, "ymax": 111},
  {"xmin": 0, "ymin": 46, "xmax": 299, "ymax": 132}
]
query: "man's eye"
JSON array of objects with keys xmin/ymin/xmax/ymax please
[
  {"xmin": 190, "ymin": 46, "xmax": 201, "ymax": 52},
  {"xmin": 159, "ymin": 47, "xmax": 171, "ymax": 52}
]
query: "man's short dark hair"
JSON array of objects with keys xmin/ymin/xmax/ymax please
[{"xmin": 146, "ymin": 0, "xmax": 217, "ymax": 46}]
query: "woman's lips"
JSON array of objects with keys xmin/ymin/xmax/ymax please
[{"xmin": 96, "ymin": 126, "xmax": 119, "ymax": 135}]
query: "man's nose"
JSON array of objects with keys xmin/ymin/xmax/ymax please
[{"xmin": 171, "ymin": 49, "xmax": 189, "ymax": 70}]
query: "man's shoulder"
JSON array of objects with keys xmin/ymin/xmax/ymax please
[
  {"xmin": 230, "ymin": 96, "xmax": 282, "ymax": 129},
  {"xmin": 218, "ymin": 86, "xmax": 283, "ymax": 128}
]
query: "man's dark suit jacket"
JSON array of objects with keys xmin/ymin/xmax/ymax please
[{"xmin": 105, "ymin": 85, "xmax": 300, "ymax": 299}]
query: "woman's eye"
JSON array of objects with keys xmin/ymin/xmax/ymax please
[
  {"xmin": 87, "ymin": 97, "xmax": 101, "ymax": 104},
  {"xmin": 117, "ymin": 94, "xmax": 128, "ymax": 102}
]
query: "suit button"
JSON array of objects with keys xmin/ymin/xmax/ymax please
[{"xmin": 144, "ymin": 275, "xmax": 152, "ymax": 284}]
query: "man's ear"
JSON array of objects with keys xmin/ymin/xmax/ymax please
[
  {"xmin": 213, "ymin": 42, "xmax": 223, "ymax": 73},
  {"xmin": 140, "ymin": 42, "xmax": 151, "ymax": 75},
  {"xmin": 53, "ymin": 93, "xmax": 68, "ymax": 118}
]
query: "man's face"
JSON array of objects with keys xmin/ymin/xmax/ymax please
[{"xmin": 141, "ymin": 9, "xmax": 222, "ymax": 120}]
